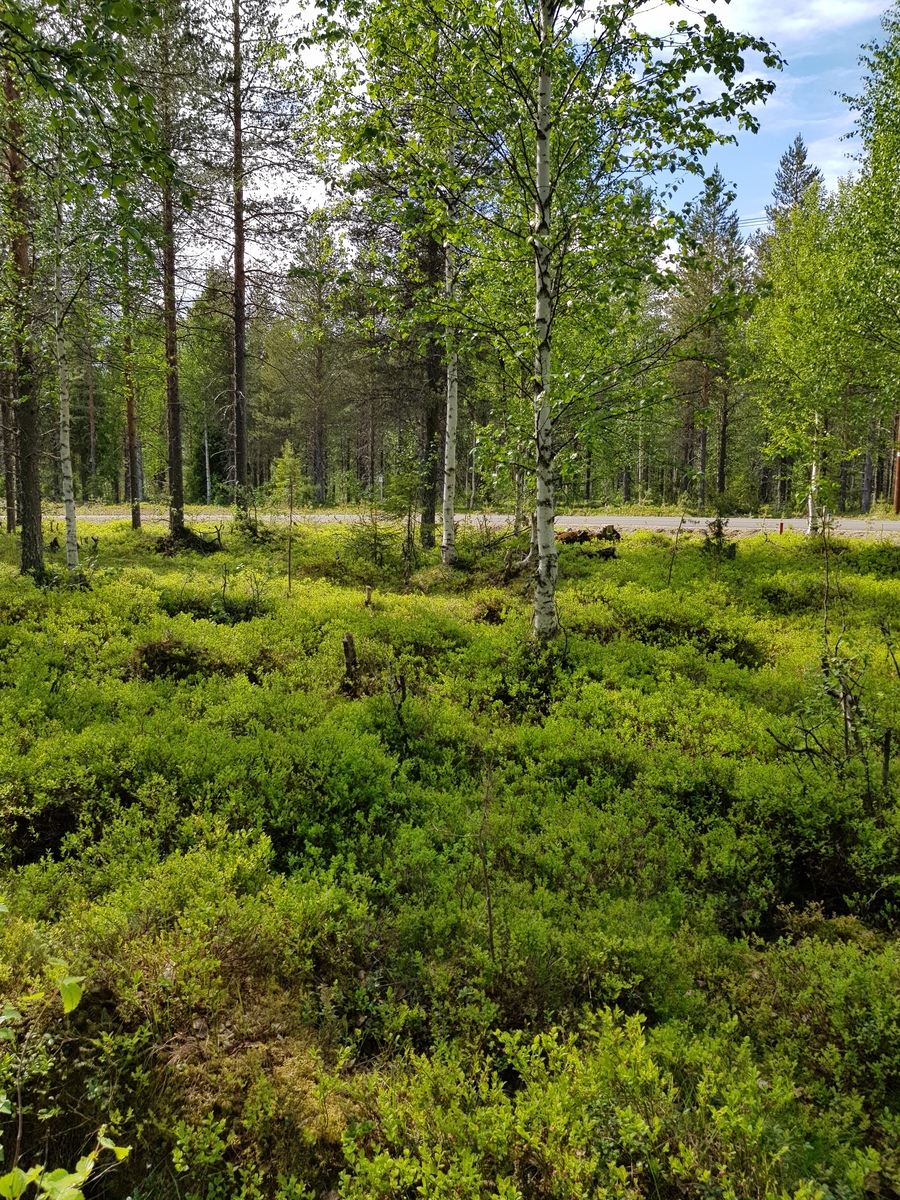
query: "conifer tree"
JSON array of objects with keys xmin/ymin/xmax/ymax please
[
  {"xmin": 765, "ymin": 135, "xmax": 824, "ymax": 221},
  {"xmin": 670, "ymin": 169, "xmax": 747, "ymax": 509}
]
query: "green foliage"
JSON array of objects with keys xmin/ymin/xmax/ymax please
[{"xmin": 0, "ymin": 522, "xmax": 898, "ymax": 1197}]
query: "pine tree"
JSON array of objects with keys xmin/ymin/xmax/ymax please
[
  {"xmin": 765, "ymin": 135, "xmax": 824, "ymax": 221},
  {"xmin": 670, "ymin": 168, "xmax": 747, "ymax": 508}
]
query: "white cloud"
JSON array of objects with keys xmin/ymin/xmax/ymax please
[{"xmin": 716, "ymin": 0, "xmax": 883, "ymax": 45}]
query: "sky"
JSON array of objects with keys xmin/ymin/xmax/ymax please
[{"xmin": 682, "ymin": 0, "xmax": 888, "ymax": 224}]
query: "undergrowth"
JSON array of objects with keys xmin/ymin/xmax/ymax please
[{"xmin": 1, "ymin": 518, "xmax": 900, "ymax": 1199}]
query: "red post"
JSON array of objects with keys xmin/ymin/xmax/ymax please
[{"xmin": 779, "ymin": 521, "xmax": 784, "ymax": 534}]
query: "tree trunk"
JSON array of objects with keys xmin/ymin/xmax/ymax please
[
  {"xmin": 124, "ymin": 329, "xmax": 141, "ymax": 531},
  {"xmin": 419, "ymin": 235, "xmax": 442, "ymax": 549},
  {"xmin": 861, "ymin": 426, "xmax": 875, "ymax": 515},
  {"xmin": 441, "ymin": 239, "xmax": 459, "ymax": 564},
  {"xmin": 806, "ymin": 415, "xmax": 819, "ymax": 535},
  {"xmin": 313, "ymin": 343, "xmax": 326, "ymax": 503},
  {"xmin": 716, "ymin": 397, "xmax": 728, "ymax": 496},
  {"xmin": 532, "ymin": 0, "xmax": 557, "ymax": 638},
  {"xmin": 1, "ymin": 380, "xmax": 16, "ymax": 532},
  {"xmin": 698, "ymin": 365, "xmax": 708, "ymax": 512},
  {"xmin": 5, "ymin": 70, "xmax": 41, "ymax": 575},
  {"xmin": 420, "ymin": 381, "xmax": 440, "ymax": 547},
  {"xmin": 232, "ymin": 0, "xmax": 248, "ymax": 501},
  {"xmin": 86, "ymin": 336, "xmax": 96, "ymax": 486},
  {"xmin": 54, "ymin": 189, "xmax": 78, "ymax": 571},
  {"xmin": 162, "ymin": 181, "xmax": 184, "ymax": 534},
  {"xmin": 204, "ymin": 416, "xmax": 212, "ymax": 504}
]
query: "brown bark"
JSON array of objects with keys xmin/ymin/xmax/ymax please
[
  {"xmin": 232, "ymin": 0, "xmax": 248, "ymax": 499},
  {"xmin": 4, "ymin": 68, "xmax": 41, "ymax": 574},
  {"xmin": 0, "ymin": 380, "xmax": 15, "ymax": 532},
  {"xmin": 124, "ymin": 330, "xmax": 141, "ymax": 530},
  {"xmin": 312, "ymin": 343, "xmax": 326, "ymax": 503},
  {"xmin": 716, "ymin": 396, "xmax": 728, "ymax": 496},
  {"xmin": 162, "ymin": 180, "xmax": 184, "ymax": 533}
]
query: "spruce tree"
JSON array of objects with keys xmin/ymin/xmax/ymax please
[{"xmin": 765, "ymin": 134, "xmax": 824, "ymax": 220}]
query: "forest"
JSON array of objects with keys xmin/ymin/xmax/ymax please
[{"xmin": 4, "ymin": 0, "xmax": 900, "ymax": 1196}]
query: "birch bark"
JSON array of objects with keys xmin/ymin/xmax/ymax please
[
  {"xmin": 532, "ymin": 0, "xmax": 558, "ymax": 638},
  {"xmin": 806, "ymin": 412, "xmax": 819, "ymax": 535},
  {"xmin": 441, "ymin": 239, "xmax": 459, "ymax": 564}
]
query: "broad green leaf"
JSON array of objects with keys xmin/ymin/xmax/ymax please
[{"xmin": 58, "ymin": 978, "xmax": 84, "ymax": 1015}]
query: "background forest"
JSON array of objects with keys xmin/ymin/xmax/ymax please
[{"xmin": 4, "ymin": 0, "xmax": 900, "ymax": 572}]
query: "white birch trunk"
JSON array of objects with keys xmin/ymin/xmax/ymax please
[
  {"xmin": 55, "ymin": 193, "xmax": 77, "ymax": 573},
  {"xmin": 441, "ymin": 243, "xmax": 458, "ymax": 564},
  {"xmin": 532, "ymin": 0, "xmax": 557, "ymax": 637},
  {"xmin": 806, "ymin": 412, "xmax": 819, "ymax": 536}
]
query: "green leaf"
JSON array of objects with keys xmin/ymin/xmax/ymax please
[
  {"xmin": 0, "ymin": 1002, "xmax": 21, "ymax": 1026},
  {"xmin": 58, "ymin": 978, "xmax": 84, "ymax": 1015},
  {"xmin": 98, "ymin": 1138, "xmax": 131, "ymax": 1162},
  {"xmin": 0, "ymin": 1168, "xmax": 41, "ymax": 1199}
]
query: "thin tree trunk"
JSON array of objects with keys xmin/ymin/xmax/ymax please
[
  {"xmin": 419, "ymin": 236, "xmax": 442, "ymax": 548},
  {"xmin": 716, "ymin": 397, "xmax": 728, "ymax": 496},
  {"xmin": 698, "ymin": 365, "xmax": 708, "ymax": 512},
  {"xmin": 232, "ymin": 0, "xmax": 248, "ymax": 501},
  {"xmin": 807, "ymin": 414, "xmax": 819, "ymax": 536},
  {"xmin": 313, "ymin": 343, "xmax": 326, "ymax": 504},
  {"xmin": 861, "ymin": 423, "xmax": 875, "ymax": 515},
  {"xmin": 162, "ymin": 180, "xmax": 184, "ymax": 533},
  {"xmin": 5, "ymin": 69, "xmax": 41, "ymax": 575},
  {"xmin": 441, "ymin": 238, "xmax": 459, "ymax": 564},
  {"xmin": 54, "ymin": 183, "xmax": 78, "ymax": 571},
  {"xmin": 420, "ymin": 382, "xmax": 440, "ymax": 547},
  {"xmin": 532, "ymin": 0, "xmax": 557, "ymax": 638},
  {"xmin": 86, "ymin": 336, "xmax": 96, "ymax": 485},
  {"xmin": 1, "ymin": 385, "xmax": 15, "ymax": 532},
  {"xmin": 204, "ymin": 415, "xmax": 212, "ymax": 504},
  {"xmin": 124, "ymin": 329, "xmax": 141, "ymax": 531}
]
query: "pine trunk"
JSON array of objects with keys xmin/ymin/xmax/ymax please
[
  {"xmin": 162, "ymin": 182, "xmax": 184, "ymax": 534},
  {"xmin": 55, "ymin": 192, "xmax": 78, "ymax": 570},
  {"xmin": 532, "ymin": 0, "xmax": 557, "ymax": 638},
  {"xmin": 233, "ymin": 0, "xmax": 248, "ymax": 500},
  {"xmin": 124, "ymin": 328, "xmax": 141, "ymax": 531},
  {"xmin": 313, "ymin": 343, "xmax": 326, "ymax": 504},
  {"xmin": 698, "ymin": 364, "xmax": 708, "ymax": 511},
  {"xmin": 1, "ymin": 384, "xmax": 15, "ymax": 532},
  {"xmin": 5, "ymin": 70, "xmax": 41, "ymax": 575},
  {"xmin": 716, "ymin": 398, "xmax": 728, "ymax": 496}
]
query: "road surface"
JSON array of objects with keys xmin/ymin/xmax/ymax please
[{"xmin": 42, "ymin": 507, "xmax": 900, "ymax": 538}]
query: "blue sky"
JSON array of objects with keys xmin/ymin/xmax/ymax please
[{"xmin": 691, "ymin": 0, "xmax": 888, "ymax": 223}]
